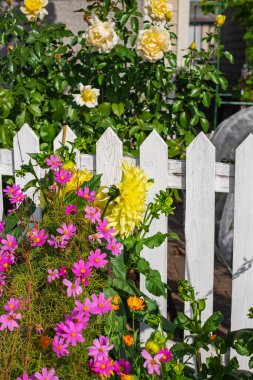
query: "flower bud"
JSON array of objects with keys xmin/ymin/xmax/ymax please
[
  {"xmin": 165, "ymin": 10, "xmax": 173, "ymax": 21},
  {"xmin": 216, "ymin": 15, "xmax": 226, "ymax": 26},
  {"xmin": 190, "ymin": 42, "xmax": 196, "ymax": 50},
  {"xmin": 7, "ymin": 45, "xmax": 14, "ymax": 51}
]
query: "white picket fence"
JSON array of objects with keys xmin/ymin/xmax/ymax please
[{"xmin": 0, "ymin": 124, "xmax": 253, "ymax": 370}]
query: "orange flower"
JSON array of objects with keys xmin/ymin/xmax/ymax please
[
  {"xmin": 122, "ymin": 335, "xmax": 134, "ymax": 346},
  {"xmin": 127, "ymin": 296, "xmax": 145, "ymax": 311},
  {"xmin": 112, "ymin": 295, "xmax": 120, "ymax": 310},
  {"xmin": 210, "ymin": 334, "xmax": 217, "ymax": 341},
  {"xmin": 40, "ymin": 335, "xmax": 52, "ymax": 349},
  {"xmin": 121, "ymin": 375, "xmax": 134, "ymax": 380}
]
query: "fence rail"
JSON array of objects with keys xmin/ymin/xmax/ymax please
[{"xmin": 0, "ymin": 124, "xmax": 252, "ymax": 370}]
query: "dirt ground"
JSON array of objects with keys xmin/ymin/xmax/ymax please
[{"xmin": 167, "ymin": 200, "xmax": 232, "ymax": 336}]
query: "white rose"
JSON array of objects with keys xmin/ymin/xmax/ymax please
[
  {"xmin": 136, "ymin": 26, "xmax": 171, "ymax": 62},
  {"xmin": 84, "ymin": 15, "xmax": 119, "ymax": 54},
  {"xmin": 73, "ymin": 84, "xmax": 100, "ymax": 108},
  {"xmin": 20, "ymin": 0, "xmax": 48, "ymax": 21}
]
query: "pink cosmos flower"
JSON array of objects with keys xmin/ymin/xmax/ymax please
[
  {"xmin": 63, "ymin": 278, "xmax": 82, "ymax": 297},
  {"xmin": 9, "ymin": 191, "xmax": 26, "ymax": 204},
  {"xmin": 84, "ymin": 206, "xmax": 101, "ymax": 223},
  {"xmin": 89, "ymin": 292, "xmax": 112, "ymax": 315},
  {"xmin": 159, "ymin": 347, "xmax": 173, "ymax": 362},
  {"xmin": 65, "ymin": 204, "xmax": 77, "ymax": 215},
  {"xmin": 57, "ymin": 223, "xmax": 76, "ymax": 238},
  {"xmin": 0, "ymin": 252, "xmax": 13, "ymax": 272},
  {"xmin": 52, "ymin": 336, "xmax": 70, "ymax": 358},
  {"xmin": 60, "ymin": 320, "xmax": 85, "ymax": 346},
  {"xmin": 0, "ymin": 312, "xmax": 21, "ymax": 331},
  {"xmin": 1, "ymin": 234, "xmax": 18, "ymax": 252},
  {"xmin": 4, "ymin": 297, "xmax": 20, "ymax": 312},
  {"xmin": 70, "ymin": 310, "xmax": 89, "ymax": 330},
  {"xmin": 88, "ymin": 335, "xmax": 113, "ymax": 361},
  {"xmin": 106, "ymin": 237, "xmax": 123, "ymax": 256},
  {"xmin": 3, "ymin": 184, "xmax": 21, "ymax": 196},
  {"xmin": 16, "ymin": 373, "xmax": 31, "ymax": 380},
  {"xmin": 59, "ymin": 266, "xmax": 68, "ymax": 277},
  {"xmin": 27, "ymin": 228, "xmax": 49, "ymax": 247},
  {"xmin": 47, "ymin": 269, "xmax": 60, "ymax": 283},
  {"xmin": 114, "ymin": 359, "xmax": 131, "ymax": 375},
  {"xmin": 49, "ymin": 183, "xmax": 59, "ymax": 192},
  {"xmin": 46, "ymin": 155, "xmax": 63, "ymax": 169},
  {"xmin": 72, "ymin": 260, "xmax": 92, "ymax": 278},
  {"xmin": 47, "ymin": 235, "xmax": 69, "ymax": 249},
  {"xmin": 141, "ymin": 349, "xmax": 163, "ymax": 376},
  {"xmin": 0, "ymin": 221, "xmax": 5, "ymax": 233},
  {"xmin": 96, "ymin": 219, "xmax": 116, "ymax": 241},
  {"xmin": 93, "ymin": 359, "xmax": 114, "ymax": 377},
  {"xmin": 88, "ymin": 249, "xmax": 108, "ymax": 269},
  {"xmin": 73, "ymin": 299, "xmax": 93, "ymax": 315},
  {"xmin": 34, "ymin": 368, "xmax": 59, "ymax": 380},
  {"xmin": 54, "ymin": 169, "xmax": 73, "ymax": 185},
  {"xmin": 76, "ymin": 187, "xmax": 95, "ymax": 203},
  {"xmin": 88, "ymin": 233, "xmax": 103, "ymax": 244}
]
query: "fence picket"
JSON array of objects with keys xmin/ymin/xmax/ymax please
[
  {"xmin": 139, "ymin": 130, "xmax": 168, "ymax": 342},
  {"xmin": 185, "ymin": 133, "xmax": 215, "ymax": 322},
  {"xmin": 13, "ymin": 124, "xmax": 40, "ymax": 206},
  {"xmin": 231, "ymin": 134, "xmax": 253, "ymax": 370},
  {"xmin": 53, "ymin": 126, "xmax": 80, "ymax": 168},
  {"xmin": 96, "ymin": 128, "xmax": 123, "ymax": 186}
]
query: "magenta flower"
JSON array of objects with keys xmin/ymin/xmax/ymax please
[
  {"xmin": 54, "ymin": 169, "xmax": 73, "ymax": 185},
  {"xmin": 61, "ymin": 320, "xmax": 85, "ymax": 346},
  {"xmin": 88, "ymin": 249, "xmax": 108, "ymax": 269},
  {"xmin": 0, "ymin": 312, "xmax": 21, "ymax": 331},
  {"xmin": 0, "ymin": 221, "xmax": 5, "ymax": 233},
  {"xmin": 34, "ymin": 368, "xmax": 59, "ymax": 380},
  {"xmin": 141, "ymin": 349, "xmax": 163, "ymax": 375},
  {"xmin": 106, "ymin": 237, "xmax": 123, "ymax": 256},
  {"xmin": 59, "ymin": 266, "xmax": 68, "ymax": 277},
  {"xmin": 52, "ymin": 336, "xmax": 70, "ymax": 358},
  {"xmin": 57, "ymin": 223, "xmax": 76, "ymax": 238},
  {"xmin": 48, "ymin": 235, "xmax": 69, "ymax": 249},
  {"xmin": 63, "ymin": 278, "xmax": 82, "ymax": 298},
  {"xmin": 16, "ymin": 373, "xmax": 31, "ymax": 380},
  {"xmin": 0, "ymin": 252, "xmax": 13, "ymax": 272},
  {"xmin": 65, "ymin": 204, "xmax": 77, "ymax": 215},
  {"xmin": 84, "ymin": 206, "xmax": 101, "ymax": 223},
  {"xmin": 46, "ymin": 154, "xmax": 63, "ymax": 169},
  {"xmin": 72, "ymin": 259, "xmax": 92, "ymax": 278},
  {"xmin": 4, "ymin": 297, "xmax": 20, "ymax": 312},
  {"xmin": 93, "ymin": 359, "xmax": 114, "ymax": 377},
  {"xmin": 70, "ymin": 310, "xmax": 89, "ymax": 330},
  {"xmin": 76, "ymin": 187, "xmax": 95, "ymax": 203},
  {"xmin": 159, "ymin": 347, "xmax": 173, "ymax": 362},
  {"xmin": 90, "ymin": 292, "xmax": 112, "ymax": 315},
  {"xmin": 27, "ymin": 228, "xmax": 48, "ymax": 247},
  {"xmin": 3, "ymin": 184, "xmax": 21, "ymax": 196},
  {"xmin": 114, "ymin": 359, "xmax": 131, "ymax": 375},
  {"xmin": 88, "ymin": 335, "xmax": 113, "ymax": 361},
  {"xmin": 96, "ymin": 219, "xmax": 116, "ymax": 241},
  {"xmin": 47, "ymin": 269, "xmax": 60, "ymax": 283},
  {"xmin": 73, "ymin": 299, "xmax": 93, "ymax": 315},
  {"xmin": 9, "ymin": 191, "xmax": 26, "ymax": 204},
  {"xmin": 1, "ymin": 234, "xmax": 18, "ymax": 252}
]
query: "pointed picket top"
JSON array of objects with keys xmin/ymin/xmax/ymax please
[
  {"xmin": 96, "ymin": 127, "xmax": 123, "ymax": 186},
  {"xmin": 53, "ymin": 126, "xmax": 80, "ymax": 168},
  {"xmin": 231, "ymin": 132, "xmax": 253, "ymax": 370},
  {"xmin": 13, "ymin": 123, "xmax": 40, "ymax": 204},
  {"xmin": 186, "ymin": 131, "xmax": 215, "ymax": 156}
]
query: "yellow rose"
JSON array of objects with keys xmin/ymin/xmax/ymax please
[
  {"xmin": 136, "ymin": 26, "xmax": 171, "ymax": 62},
  {"xmin": 84, "ymin": 15, "xmax": 119, "ymax": 53},
  {"xmin": 216, "ymin": 14, "xmax": 226, "ymax": 26},
  {"xmin": 20, "ymin": 0, "xmax": 48, "ymax": 21},
  {"xmin": 147, "ymin": 0, "xmax": 173, "ymax": 21},
  {"xmin": 190, "ymin": 42, "xmax": 196, "ymax": 50}
]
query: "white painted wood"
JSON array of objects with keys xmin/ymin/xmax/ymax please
[
  {"xmin": 0, "ymin": 176, "xmax": 3, "ymax": 220},
  {"xmin": 80, "ymin": 154, "xmax": 96, "ymax": 173},
  {"xmin": 53, "ymin": 126, "xmax": 80, "ymax": 168},
  {"xmin": 140, "ymin": 130, "xmax": 168, "ymax": 342},
  {"xmin": 177, "ymin": 0, "xmax": 190, "ymax": 66},
  {"xmin": 185, "ymin": 133, "xmax": 215, "ymax": 322},
  {"xmin": 0, "ymin": 149, "xmax": 14, "ymax": 176},
  {"xmin": 231, "ymin": 134, "xmax": 253, "ymax": 370},
  {"xmin": 13, "ymin": 124, "xmax": 40, "ymax": 206},
  {"xmin": 96, "ymin": 128, "xmax": 123, "ymax": 186}
]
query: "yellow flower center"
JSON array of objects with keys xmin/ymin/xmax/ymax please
[
  {"xmin": 57, "ymin": 345, "xmax": 62, "ymax": 350},
  {"xmin": 8, "ymin": 242, "xmax": 13, "ymax": 246},
  {"xmin": 35, "ymin": 237, "xmax": 41, "ymax": 242},
  {"xmin": 81, "ymin": 269, "xmax": 86, "ymax": 273},
  {"xmin": 151, "ymin": 359, "xmax": 157, "ymax": 365},
  {"xmin": 94, "ymin": 258, "xmax": 100, "ymax": 262},
  {"xmin": 60, "ymin": 175, "xmax": 65, "ymax": 180},
  {"xmin": 71, "ymin": 332, "xmax": 76, "ymax": 337},
  {"xmin": 100, "ymin": 364, "xmax": 106, "ymax": 369},
  {"xmin": 24, "ymin": 0, "xmax": 43, "ymax": 13},
  {"xmin": 98, "ymin": 303, "xmax": 103, "ymax": 308},
  {"xmin": 81, "ymin": 89, "xmax": 96, "ymax": 104}
]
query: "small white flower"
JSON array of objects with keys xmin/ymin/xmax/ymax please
[
  {"xmin": 20, "ymin": 0, "xmax": 48, "ymax": 21},
  {"xmin": 72, "ymin": 84, "xmax": 100, "ymax": 108},
  {"xmin": 84, "ymin": 15, "xmax": 119, "ymax": 54}
]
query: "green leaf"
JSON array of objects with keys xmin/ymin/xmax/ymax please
[
  {"xmin": 110, "ymin": 254, "xmax": 126, "ymax": 280},
  {"xmin": 202, "ymin": 92, "xmax": 212, "ymax": 107},
  {"xmin": 112, "ymin": 103, "xmax": 125, "ymax": 117},
  {"xmin": 40, "ymin": 123, "xmax": 55, "ymax": 142},
  {"xmin": 200, "ymin": 117, "xmax": 209, "ymax": 132},
  {"xmin": 168, "ymin": 232, "xmax": 180, "ymax": 240},
  {"xmin": 143, "ymin": 232, "xmax": 168, "ymax": 249},
  {"xmin": 28, "ymin": 104, "xmax": 41, "ymax": 117},
  {"xmin": 131, "ymin": 17, "xmax": 139, "ymax": 33},
  {"xmin": 120, "ymin": 14, "xmax": 129, "ymax": 26},
  {"xmin": 2, "ymin": 213, "xmax": 19, "ymax": 233},
  {"xmin": 219, "ymin": 76, "xmax": 228, "ymax": 90},
  {"xmin": 180, "ymin": 112, "xmax": 188, "ymax": 128},
  {"xmin": 173, "ymin": 100, "xmax": 183, "ymax": 113},
  {"xmin": 171, "ymin": 342, "xmax": 195, "ymax": 357},
  {"xmin": 202, "ymin": 311, "xmax": 223, "ymax": 333},
  {"xmin": 80, "ymin": 174, "xmax": 102, "ymax": 193},
  {"xmin": 223, "ymin": 51, "xmax": 234, "ymax": 64},
  {"xmin": 146, "ymin": 269, "xmax": 166, "ymax": 297},
  {"xmin": 137, "ymin": 258, "xmax": 150, "ymax": 274},
  {"xmin": 190, "ymin": 88, "xmax": 201, "ymax": 97},
  {"xmin": 97, "ymin": 102, "xmax": 111, "ymax": 116}
]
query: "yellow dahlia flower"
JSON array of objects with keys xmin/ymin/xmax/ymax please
[
  {"xmin": 20, "ymin": 0, "xmax": 48, "ymax": 21},
  {"xmin": 65, "ymin": 169, "xmax": 93, "ymax": 193},
  {"xmin": 107, "ymin": 161, "xmax": 152, "ymax": 237}
]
